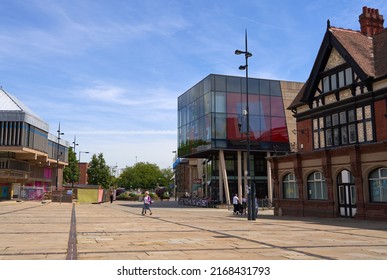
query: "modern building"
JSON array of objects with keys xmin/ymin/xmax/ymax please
[
  {"xmin": 269, "ymin": 7, "xmax": 387, "ymax": 221},
  {"xmin": 0, "ymin": 88, "xmax": 69, "ymax": 200},
  {"xmin": 176, "ymin": 74, "xmax": 303, "ymax": 204}
]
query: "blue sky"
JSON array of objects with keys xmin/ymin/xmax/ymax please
[{"xmin": 1, "ymin": 0, "xmax": 386, "ymax": 170}]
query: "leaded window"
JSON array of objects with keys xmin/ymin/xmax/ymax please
[
  {"xmin": 369, "ymin": 168, "xmax": 387, "ymax": 203},
  {"xmin": 313, "ymin": 105, "xmax": 374, "ymax": 149},
  {"xmin": 307, "ymin": 172, "xmax": 327, "ymax": 200},
  {"xmin": 283, "ymin": 173, "xmax": 298, "ymax": 199}
]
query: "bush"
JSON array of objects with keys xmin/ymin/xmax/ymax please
[{"xmin": 117, "ymin": 192, "xmax": 129, "ymax": 200}]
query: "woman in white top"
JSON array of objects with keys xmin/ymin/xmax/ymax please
[{"xmin": 142, "ymin": 191, "xmax": 152, "ymax": 215}]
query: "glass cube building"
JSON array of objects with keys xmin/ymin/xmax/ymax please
[{"xmin": 176, "ymin": 74, "xmax": 303, "ymax": 202}]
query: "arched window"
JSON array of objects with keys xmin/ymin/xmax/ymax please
[
  {"xmin": 369, "ymin": 168, "xmax": 387, "ymax": 202},
  {"xmin": 282, "ymin": 173, "xmax": 298, "ymax": 199},
  {"xmin": 307, "ymin": 172, "xmax": 327, "ymax": 200}
]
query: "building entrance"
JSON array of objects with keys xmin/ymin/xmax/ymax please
[{"xmin": 337, "ymin": 170, "xmax": 356, "ymax": 218}]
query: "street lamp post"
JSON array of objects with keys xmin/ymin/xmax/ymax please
[
  {"xmin": 235, "ymin": 29, "xmax": 256, "ymax": 220},
  {"xmin": 56, "ymin": 123, "xmax": 64, "ymax": 191},
  {"xmin": 72, "ymin": 136, "xmax": 79, "ymax": 153}
]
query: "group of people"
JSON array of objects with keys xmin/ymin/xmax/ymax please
[{"xmin": 232, "ymin": 193, "xmax": 259, "ymax": 216}]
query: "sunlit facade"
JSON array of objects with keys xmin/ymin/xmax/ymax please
[
  {"xmin": 176, "ymin": 74, "xmax": 303, "ymax": 203},
  {"xmin": 0, "ymin": 88, "xmax": 69, "ymax": 200}
]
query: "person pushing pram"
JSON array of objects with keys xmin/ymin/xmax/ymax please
[{"xmin": 232, "ymin": 194, "xmax": 244, "ymax": 215}]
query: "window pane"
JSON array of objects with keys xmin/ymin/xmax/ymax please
[
  {"xmin": 358, "ymin": 123, "xmax": 364, "ymax": 142},
  {"xmin": 364, "ymin": 105, "xmax": 372, "ymax": 119},
  {"xmin": 332, "ymin": 113, "xmax": 339, "ymax": 125},
  {"xmin": 260, "ymin": 80, "xmax": 270, "ymax": 95},
  {"xmin": 333, "ymin": 128, "xmax": 339, "ymax": 146},
  {"xmin": 357, "ymin": 108, "xmax": 363, "ymax": 120},
  {"xmin": 325, "ymin": 116, "xmax": 331, "ymax": 127},
  {"xmin": 338, "ymin": 71, "xmax": 345, "ymax": 87},
  {"xmin": 323, "ymin": 77, "xmax": 329, "ymax": 92},
  {"xmin": 226, "ymin": 76, "xmax": 241, "ymax": 92},
  {"xmin": 345, "ymin": 68, "xmax": 353, "ymax": 84},
  {"xmin": 314, "ymin": 132, "xmax": 319, "ymax": 149},
  {"xmin": 341, "ymin": 126, "xmax": 348, "ymax": 144},
  {"xmin": 215, "ymin": 92, "xmax": 226, "ymax": 113},
  {"xmin": 340, "ymin": 111, "xmax": 347, "ymax": 124},
  {"xmin": 326, "ymin": 129, "xmax": 332, "ymax": 146},
  {"xmin": 313, "ymin": 119, "xmax": 318, "ymax": 130},
  {"xmin": 339, "ymin": 186, "xmax": 345, "ymax": 204},
  {"xmin": 331, "ymin": 74, "xmax": 337, "ymax": 90},
  {"xmin": 269, "ymin": 81, "xmax": 281, "ymax": 96},
  {"xmin": 215, "ymin": 75, "xmax": 226, "ymax": 92},
  {"xmin": 366, "ymin": 121, "xmax": 373, "ymax": 141},
  {"xmin": 348, "ymin": 109, "xmax": 355, "ymax": 122},
  {"xmin": 348, "ymin": 124, "xmax": 356, "ymax": 143},
  {"xmin": 319, "ymin": 117, "xmax": 324, "ymax": 128},
  {"xmin": 320, "ymin": 131, "xmax": 325, "ymax": 148}
]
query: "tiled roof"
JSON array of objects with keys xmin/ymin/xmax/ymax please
[
  {"xmin": 373, "ymin": 28, "xmax": 387, "ymax": 78},
  {"xmin": 330, "ymin": 27, "xmax": 375, "ymax": 77},
  {"xmin": 289, "ymin": 26, "xmax": 387, "ymax": 110}
]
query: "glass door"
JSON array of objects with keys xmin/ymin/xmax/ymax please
[{"xmin": 337, "ymin": 170, "xmax": 356, "ymax": 218}]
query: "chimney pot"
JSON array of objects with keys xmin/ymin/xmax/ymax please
[{"xmin": 359, "ymin": 6, "xmax": 384, "ymax": 36}]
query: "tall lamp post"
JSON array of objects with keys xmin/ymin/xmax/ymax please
[
  {"xmin": 56, "ymin": 123, "xmax": 64, "ymax": 191},
  {"xmin": 72, "ymin": 136, "xmax": 79, "ymax": 153},
  {"xmin": 235, "ymin": 29, "xmax": 256, "ymax": 220}
]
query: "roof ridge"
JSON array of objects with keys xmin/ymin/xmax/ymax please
[
  {"xmin": 330, "ymin": 26, "xmax": 362, "ymax": 34},
  {"xmin": 0, "ymin": 88, "xmax": 24, "ymax": 111}
]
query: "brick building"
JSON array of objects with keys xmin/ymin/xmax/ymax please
[{"xmin": 269, "ymin": 7, "xmax": 387, "ymax": 220}]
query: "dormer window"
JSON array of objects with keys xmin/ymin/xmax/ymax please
[{"xmin": 321, "ymin": 67, "xmax": 353, "ymax": 93}]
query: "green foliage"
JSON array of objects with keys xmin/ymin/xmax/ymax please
[
  {"xmin": 87, "ymin": 153, "xmax": 113, "ymax": 188},
  {"xmin": 117, "ymin": 162, "xmax": 164, "ymax": 190},
  {"xmin": 63, "ymin": 147, "xmax": 79, "ymax": 186}
]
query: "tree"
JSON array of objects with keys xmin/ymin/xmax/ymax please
[
  {"xmin": 87, "ymin": 153, "xmax": 112, "ymax": 188},
  {"xmin": 63, "ymin": 147, "xmax": 79, "ymax": 187},
  {"xmin": 117, "ymin": 162, "xmax": 163, "ymax": 190},
  {"xmin": 160, "ymin": 167, "xmax": 174, "ymax": 187}
]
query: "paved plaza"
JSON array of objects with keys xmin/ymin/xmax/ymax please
[{"xmin": 0, "ymin": 199, "xmax": 387, "ymax": 260}]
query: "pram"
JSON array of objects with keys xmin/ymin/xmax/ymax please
[{"xmin": 233, "ymin": 203, "xmax": 244, "ymax": 215}]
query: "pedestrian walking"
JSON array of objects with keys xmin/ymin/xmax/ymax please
[
  {"xmin": 232, "ymin": 193, "xmax": 240, "ymax": 214},
  {"xmin": 109, "ymin": 188, "xmax": 114, "ymax": 204},
  {"xmin": 242, "ymin": 197, "xmax": 247, "ymax": 215},
  {"xmin": 142, "ymin": 191, "xmax": 153, "ymax": 215}
]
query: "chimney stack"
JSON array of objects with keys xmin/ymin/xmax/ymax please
[{"xmin": 359, "ymin": 6, "xmax": 384, "ymax": 36}]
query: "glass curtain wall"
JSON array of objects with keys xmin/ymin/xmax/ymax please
[{"xmin": 178, "ymin": 74, "xmax": 289, "ymax": 157}]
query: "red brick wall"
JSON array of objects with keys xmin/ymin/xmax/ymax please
[
  {"xmin": 296, "ymin": 119, "xmax": 313, "ymax": 152},
  {"xmin": 374, "ymin": 99, "xmax": 387, "ymax": 141}
]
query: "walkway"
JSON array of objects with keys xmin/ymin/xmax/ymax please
[{"xmin": 0, "ymin": 200, "xmax": 387, "ymax": 260}]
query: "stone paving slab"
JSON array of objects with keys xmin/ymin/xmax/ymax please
[{"xmin": 0, "ymin": 200, "xmax": 387, "ymax": 260}]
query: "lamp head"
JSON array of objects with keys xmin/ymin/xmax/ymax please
[
  {"xmin": 235, "ymin": 49, "xmax": 243, "ymax": 55},
  {"xmin": 239, "ymin": 65, "xmax": 247, "ymax": 70}
]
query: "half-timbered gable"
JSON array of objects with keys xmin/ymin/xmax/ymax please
[{"xmin": 269, "ymin": 6, "xmax": 387, "ymax": 221}]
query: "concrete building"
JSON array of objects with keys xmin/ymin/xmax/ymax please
[
  {"xmin": 175, "ymin": 74, "xmax": 303, "ymax": 204},
  {"xmin": 269, "ymin": 7, "xmax": 387, "ymax": 221},
  {"xmin": 0, "ymin": 88, "xmax": 69, "ymax": 200}
]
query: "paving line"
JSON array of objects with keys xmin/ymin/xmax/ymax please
[{"xmin": 66, "ymin": 203, "xmax": 77, "ymax": 260}]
